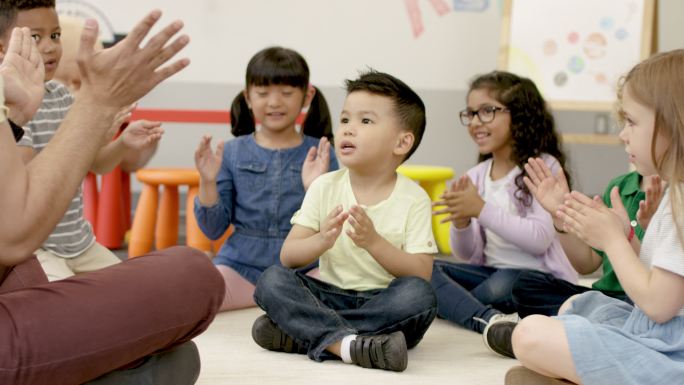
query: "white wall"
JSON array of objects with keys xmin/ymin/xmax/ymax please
[
  {"xmin": 57, "ymin": 0, "xmax": 500, "ymax": 90},
  {"xmin": 55, "ymin": 0, "xmax": 684, "ymax": 194}
]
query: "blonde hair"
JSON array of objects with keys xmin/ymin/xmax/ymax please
[
  {"xmin": 618, "ymin": 49, "xmax": 684, "ymax": 243},
  {"xmin": 54, "ymin": 15, "xmax": 103, "ymax": 92}
]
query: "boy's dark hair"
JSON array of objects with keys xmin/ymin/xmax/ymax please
[
  {"xmin": 9, "ymin": 0, "xmax": 55, "ymax": 10},
  {"xmin": 0, "ymin": 3, "xmax": 17, "ymax": 39},
  {"xmin": 469, "ymin": 70, "xmax": 571, "ymax": 208},
  {"xmin": 230, "ymin": 86, "xmax": 333, "ymax": 140},
  {"xmin": 345, "ymin": 70, "xmax": 426, "ymax": 161},
  {"xmin": 245, "ymin": 46, "xmax": 309, "ymax": 91}
]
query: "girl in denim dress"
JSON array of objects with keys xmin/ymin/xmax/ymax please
[
  {"xmin": 508, "ymin": 49, "xmax": 684, "ymax": 385},
  {"xmin": 194, "ymin": 47, "xmax": 337, "ymax": 311}
]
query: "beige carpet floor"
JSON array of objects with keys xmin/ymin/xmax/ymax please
[{"xmin": 194, "ymin": 307, "xmax": 518, "ymax": 385}]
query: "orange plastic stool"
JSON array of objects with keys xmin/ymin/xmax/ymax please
[{"xmin": 128, "ymin": 168, "xmax": 232, "ymax": 258}]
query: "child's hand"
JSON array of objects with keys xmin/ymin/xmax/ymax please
[
  {"xmin": 523, "ymin": 157, "xmax": 569, "ymax": 217},
  {"xmin": 319, "ymin": 205, "xmax": 348, "ymax": 249},
  {"xmin": 557, "ymin": 189, "xmax": 628, "ymax": 250},
  {"xmin": 105, "ymin": 103, "xmax": 136, "ymax": 141},
  {"xmin": 433, "ymin": 178, "xmax": 469, "ymax": 228},
  {"xmin": 433, "ymin": 175, "xmax": 483, "ymax": 226},
  {"xmin": 121, "ymin": 119, "xmax": 164, "ymax": 150},
  {"xmin": 637, "ymin": 175, "xmax": 664, "ymax": 230},
  {"xmin": 301, "ymin": 137, "xmax": 331, "ymax": 190},
  {"xmin": 194, "ymin": 134, "xmax": 224, "ymax": 183},
  {"xmin": 346, "ymin": 205, "xmax": 379, "ymax": 250}
]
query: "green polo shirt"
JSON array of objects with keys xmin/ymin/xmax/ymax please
[{"xmin": 591, "ymin": 171, "xmax": 645, "ymax": 294}]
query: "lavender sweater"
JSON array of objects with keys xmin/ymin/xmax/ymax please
[{"xmin": 450, "ymin": 154, "xmax": 578, "ymax": 283}]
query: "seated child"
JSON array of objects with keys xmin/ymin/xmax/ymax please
[
  {"xmin": 10, "ymin": 0, "xmax": 162, "ymax": 280},
  {"xmin": 252, "ymin": 70, "xmax": 438, "ymax": 372},
  {"xmin": 430, "ymin": 71, "xmax": 576, "ymax": 343},
  {"xmin": 509, "ymin": 49, "xmax": 684, "ymax": 385},
  {"xmin": 194, "ymin": 46, "xmax": 337, "ymax": 311}
]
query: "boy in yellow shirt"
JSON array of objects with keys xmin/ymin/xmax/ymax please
[{"xmin": 253, "ymin": 70, "xmax": 437, "ymax": 372}]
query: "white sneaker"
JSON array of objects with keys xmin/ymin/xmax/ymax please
[{"xmin": 473, "ymin": 312, "xmax": 519, "ymax": 328}]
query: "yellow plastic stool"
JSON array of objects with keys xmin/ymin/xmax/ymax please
[{"xmin": 397, "ymin": 165, "xmax": 454, "ymax": 254}]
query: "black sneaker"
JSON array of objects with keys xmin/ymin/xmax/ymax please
[
  {"xmin": 483, "ymin": 321, "xmax": 517, "ymax": 358},
  {"xmin": 350, "ymin": 331, "xmax": 408, "ymax": 372},
  {"xmin": 251, "ymin": 314, "xmax": 306, "ymax": 354}
]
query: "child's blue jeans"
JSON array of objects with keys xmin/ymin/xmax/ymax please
[
  {"xmin": 431, "ymin": 260, "xmax": 523, "ymax": 333},
  {"xmin": 254, "ymin": 265, "xmax": 437, "ymax": 361}
]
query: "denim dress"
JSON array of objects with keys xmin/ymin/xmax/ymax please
[{"xmin": 194, "ymin": 134, "xmax": 338, "ymax": 284}]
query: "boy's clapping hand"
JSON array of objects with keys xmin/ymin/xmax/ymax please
[
  {"xmin": 346, "ymin": 205, "xmax": 379, "ymax": 249},
  {"xmin": 121, "ymin": 119, "xmax": 164, "ymax": 150},
  {"xmin": 319, "ymin": 205, "xmax": 348, "ymax": 249}
]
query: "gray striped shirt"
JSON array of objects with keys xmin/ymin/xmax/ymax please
[{"xmin": 18, "ymin": 81, "xmax": 95, "ymax": 257}]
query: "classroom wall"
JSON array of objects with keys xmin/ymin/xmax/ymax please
[{"xmin": 56, "ymin": 0, "xmax": 684, "ymax": 194}]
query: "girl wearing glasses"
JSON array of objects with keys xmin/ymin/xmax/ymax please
[{"xmin": 430, "ymin": 71, "xmax": 577, "ymax": 350}]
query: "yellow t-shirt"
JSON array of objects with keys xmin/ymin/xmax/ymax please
[{"xmin": 292, "ymin": 168, "xmax": 438, "ymax": 291}]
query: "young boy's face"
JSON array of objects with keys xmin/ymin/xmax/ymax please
[
  {"xmin": 335, "ymin": 91, "xmax": 410, "ymax": 169},
  {"xmin": 15, "ymin": 7, "xmax": 61, "ymax": 81}
]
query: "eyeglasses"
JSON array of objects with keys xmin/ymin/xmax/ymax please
[{"xmin": 459, "ymin": 106, "xmax": 508, "ymax": 126}]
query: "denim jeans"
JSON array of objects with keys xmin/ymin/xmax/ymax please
[
  {"xmin": 512, "ymin": 270, "xmax": 630, "ymax": 317},
  {"xmin": 254, "ymin": 265, "xmax": 437, "ymax": 361},
  {"xmin": 430, "ymin": 260, "xmax": 524, "ymax": 333}
]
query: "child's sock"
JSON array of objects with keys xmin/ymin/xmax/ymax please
[{"xmin": 340, "ymin": 334, "xmax": 358, "ymax": 364}]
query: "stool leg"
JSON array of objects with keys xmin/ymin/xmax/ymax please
[
  {"xmin": 96, "ymin": 166, "xmax": 124, "ymax": 249},
  {"xmin": 128, "ymin": 183, "xmax": 158, "ymax": 258},
  {"xmin": 185, "ymin": 186, "xmax": 212, "ymax": 252},
  {"xmin": 422, "ymin": 180, "xmax": 452, "ymax": 255},
  {"xmin": 83, "ymin": 172, "xmax": 99, "ymax": 230},
  {"xmin": 156, "ymin": 185, "xmax": 179, "ymax": 249}
]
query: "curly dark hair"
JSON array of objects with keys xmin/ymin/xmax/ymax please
[
  {"xmin": 469, "ymin": 71, "xmax": 571, "ymax": 208},
  {"xmin": 10, "ymin": 0, "xmax": 55, "ymax": 10}
]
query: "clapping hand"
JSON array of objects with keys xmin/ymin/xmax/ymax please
[
  {"xmin": 194, "ymin": 135, "xmax": 224, "ymax": 182},
  {"xmin": 523, "ymin": 157, "xmax": 570, "ymax": 216},
  {"xmin": 433, "ymin": 175, "xmax": 483, "ymax": 227},
  {"xmin": 121, "ymin": 120, "xmax": 164, "ymax": 150},
  {"xmin": 557, "ymin": 188, "xmax": 630, "ymax": 251},
  {"xmin": 76, "ymin": 10, "xmax": 190, "ymax": 109},
  {"xmin": 302, "ymin": 137, "xmax": 330, "ymax": 190},
  {"xmin": 0, "ymin": 27, "xmax": 45, "ymax": 125},
  {"xmin": 637, "ymin": 175, "xmax": 664, "ymax": 230},
  {"xmin": 346, "ymin": 205, "xmax": 379, "ymax": 249},
  {"xmin": 319, "ymin": 205, "xmax": 348, "ymax": 249}
]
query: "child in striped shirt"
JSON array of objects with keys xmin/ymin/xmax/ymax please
[{"xmin": 10, "ymin": 0, "xmax": 162, "ymax": 280}]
